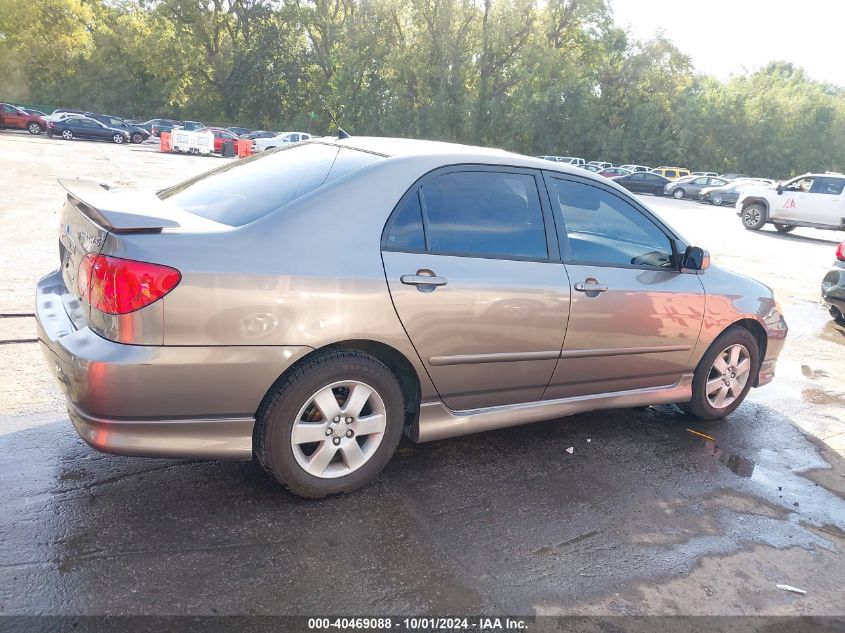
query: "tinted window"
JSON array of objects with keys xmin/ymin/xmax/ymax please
[
  {"xmin": 383, "ymin": 192, "xmax": 425, "ymax": 250},
  {"xmin": 630, "ymin": 173, "xmax": 646, "ymax": 181},
  {"xmin": 665, "ymin": 170, "xmax": 677, "ymax": 178},
  {"xmin": 421, "ymin": 171, "xmax": 547, "ymax": 259},
  {"xmin": 692, "ymin": 177, "xmax": 708, "ymax": 185},
  {"xmin": 159, "ymin": 144, "xmax": 382, "ymax": 226},
  {"xmin": 816, "ymin": 177, "xmax": 845, "ymax": 195},
  {"xmin": 550, "ymin": 179, "xmax": 674, "ymax": 269}
]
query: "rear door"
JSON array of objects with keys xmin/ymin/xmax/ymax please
[
  {"xmin": 542, "ymin": 174, "xmax": 705, "ymax": 398},
  {"xmin": 381, "ymin": 166, "xmax": 571, "ymax": 410},
  {"xmin": 809, "ymin": 177, "xmax": 845, "ymax": 225}
]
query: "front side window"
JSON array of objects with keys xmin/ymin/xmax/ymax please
[
  {"xmin": 550, "ymin": 179, "xmax": 674, "ymax": 269},
  {"xmin": 692, "ymin": 177, "xmax": 709, "ymax": 185},
  {"xmin": 665, "ymin": 170, "xmax": 677, "ymax": 179},
  {"xmin": 786, "ymin": 177, "xmax": 814, "ymax": 192},
  {"xmin": 421, "ymin": 171, "xmax": 548, "ymax": 259}
]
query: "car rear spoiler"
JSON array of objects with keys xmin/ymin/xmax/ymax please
[{"xmin": 58, "ymin": 177, "xmax": 181, "ymax": 234}]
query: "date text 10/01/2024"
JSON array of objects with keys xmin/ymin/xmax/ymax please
[{"xmin": 307, "ymin": 617, "xmax": 528, "ymax": 630}]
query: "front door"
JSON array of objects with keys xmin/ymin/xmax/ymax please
[
  {"xmin": 381, "ymin": 167, "xmax": 571, "ymax": 410},
  {"xmin": 772, "ymin": 175, "xmax": 824, "ymax": 223},
  {"xmin": 542, "ymin": 174, "xmax": 705, "ymax": 399}
]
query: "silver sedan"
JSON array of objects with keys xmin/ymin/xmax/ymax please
[{"xmin": 36, "ymin": 137, "xmax": 787, "ymax": 497}]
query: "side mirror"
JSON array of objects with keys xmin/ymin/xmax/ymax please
[
  {"xmin": 682, "ymin": 245, "xmax": 710, "ymax": 273},
  {"xmin": 776, "ymin": 183, "xmax": 783, "ymax": 195}
]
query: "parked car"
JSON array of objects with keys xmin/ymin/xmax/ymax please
[
  {"xmin": 142, "ymin": 119, "xmax": 182, "ymax": 137},
  {"xmin": 51, "ymin": 108, "xmax": 84, "ymax": 115},
  {"xmin": 588, "ymin": 161, "xmax": 612, "ymax": 169},
  {"xmin": 0, "ymin": 103, "xmax": 47, "ymax": 134},
  {"xmin": 699, "ymin": 180, "xmax": 753, "ymax": 206},
  {"xmin": 557, "ymin": 156, "xmax": 586, "ymax": 166},
  {"xmin": 665, "ymin": 175, "xmax": 730, "ymax": 200},
  {"xmin": 691, "ymin": 171, "xmax": 718, "ymax": 177},
  {"xmin": 598, "ymin": 167, "xmax": 632, "ymax": 179},
  {"xmin": 86, "ymin": 113, "xmax": 150, "ymax": 144},
  {"xmin": 35, "ymin": 137, "xmax": 787, "ymax": 498},
  {"xmin": 46, "ymin": 111, "xmax": 86, "ymax": 123},
  {"xmin": 738, "ymin": 173, "xmax": 845, "ymax": 233},
  {"xmin": 614, "ymin": 171, "xmax": 671, "ymax": 196},
  {"xmin": 241, "ymin": 130, "xmax": 277, "ymax": 140},
  {"xmin": 651, "ymin": 167, "xmax": 691, "ymax": 181},
  {"xmin": 228, "ymin": 126, "xmax": 253, "ymax": 137},
  {"xmin": 200, "ymin": 127, "xmax": 239, "ymax": 153},
  {"xmin": 180, "ymin": 120, "xmax": 205, "ymax": 131},
  {"xmin": 721, "ymin": 173, "xmax": 748, "ymax": 180},
  {"xmin": 821, "ymin": 241, "xmax": 845, "ymax": 325},
  {"xmin": 21, "ymin": 107, "xmax": 47, "ymax": 117},
  {"xmin": 253, "ymin": 131, "xmax": 312, "ymax": 152},
  {"xmin": 46, "ymin": 116, "xmax": 131, "ymax": 144},
  {"xmin": 619, "ymin": 164, "xmax": 651, "ymax": 173},
  {"xmin": 579, "ymin": 164, "xmax": 601, "ymax": 173},
  {"xmin": 536, "ymin": 155, "xmax": 563, "ymax": 162}
]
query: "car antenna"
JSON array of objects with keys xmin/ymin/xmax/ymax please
[{"xmin": 318, "ymin": 96, "xmax": 350, "ymax": 139}]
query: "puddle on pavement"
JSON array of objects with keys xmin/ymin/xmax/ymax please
[{"xmin": 687, "ymin": 429, "xmax": 755, "ymax": 478}]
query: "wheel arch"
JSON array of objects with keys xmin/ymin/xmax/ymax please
[
  {"xmin": 741, "ymin": 197, "xmax": 770, "ymax": 216},
  {"xmin": 255, "ymin": 339, "xmax": 422, "ymax": 437},
  {"xmin": 728, "ymin": 317, "xmax": 767, "ymax": 386}
]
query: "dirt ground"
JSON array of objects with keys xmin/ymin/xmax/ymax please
[{"xmin": 1, "ymin": 130, "xmax": 843, "ymax": 619}]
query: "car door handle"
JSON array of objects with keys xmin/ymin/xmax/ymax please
[
  {"xmin": 401, "ymin": 274, "xmax": 448, "ymax": 287},
  {"xmin": 574, "ymin": 281, "xmax": 608, "ymax": 293}
]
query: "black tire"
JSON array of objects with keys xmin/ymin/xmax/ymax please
[
  {"xmin": 741, "ymin": 203, "xmax": 766, "ymax": 230},
  {"xmin": 653, "ymin": 186, "xmax": 664, "ymax": 196},
  {"xmin": 672, "ymin": 188, "xmax": 685, "ymax": 199},
  {"xmin": 255, "ymin": 348, "xmax": 405, "ymax": 498},
  {"xmin": 774, "ymin": 223, "xmax": 795, "ymax": 233},
  {"xmin": 27, "ymin": 121, "xmax": 42, "ymax": 134},
  {"xmin": 830, "ymin": 305, "xmax": 845, "ymax": 326},
  {"xmin": 131, "ymin": 132, "xmax": 143, "ymax": 144},
  {"xmin": 686, "ymin": 326, "xmax": 760, "ymax": 421}
]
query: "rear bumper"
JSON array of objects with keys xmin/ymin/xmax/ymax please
[
  {"xmin": 36, "ymin": 269, "xmax": 313, "ymax": 459},
  {"xmin": 757, "ymin": 359, "xmax": 777, "ymax": 387}
]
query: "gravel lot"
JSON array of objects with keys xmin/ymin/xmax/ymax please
[{"xmin": 1, "ymin": 130, "xmax": 843, "ymax": 618}]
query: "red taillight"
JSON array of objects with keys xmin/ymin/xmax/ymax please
[
  {"xmin": 837, "ymin": 242, "xmax": 845, "ymax": 262},
  {"xmin": 77, "ymin": 254, "xmax": 181, "ymax": 315}
]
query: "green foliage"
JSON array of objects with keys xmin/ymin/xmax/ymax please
[{"xmin": 1, "ymin": 0, "xmax": 843, "ymax": 175}]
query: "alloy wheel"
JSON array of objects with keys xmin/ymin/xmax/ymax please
[
  {"xmin": 113, "ymin": 134, "xmax": 124, "ymax": 144},
  {"xmin": 673, "ymin": 189, "xmax": 684, "ymax": 199},
  {"xmin": 290, "ymin": 380, "xmax": 387, "ymax": 479},
  {"xmin": 743, "ymin": 207, "xmax": 762, "ymax": 228},
  {"xmin": 28, "ymin": 122, "xmax": 41, "ymax": 134},
  {"xmin": 705, "ymin": 344, "xmax": 751, "ymax": 410},
  {"xmin": 712, "ymin": 194, "xmax": 723, "ymax": 206}
]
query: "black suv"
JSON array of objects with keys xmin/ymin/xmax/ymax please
[{"xmin": 85, "ymin": 113, "xmax": 150, "ymax": 144}]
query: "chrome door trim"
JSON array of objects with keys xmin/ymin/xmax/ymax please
[
  {"xmin": 429, "ymin": 350, "xmax": 561, "ymax": 366},
  {"xmin": 558, "ymin": 344, "xmax": 692, "ymax": 359},
  {"xmin": 412, "ymin": 373, "xmax": 693, "ymax": 442}
]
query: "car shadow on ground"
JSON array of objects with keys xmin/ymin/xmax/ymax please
[
  {"xmin": 2, "ymin": 399, "xmax": 844, "ymax": 614},
  {"xmin": 753, "ymin": 228, "xmax": 842, "ymax": 247}
]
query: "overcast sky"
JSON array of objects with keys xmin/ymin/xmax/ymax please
[{"xmin": 611, "ymin": 0, "xmax": 844, "ymax": 87}]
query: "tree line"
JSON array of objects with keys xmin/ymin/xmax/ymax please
[{"xmin": 1, "ymin": 0, "xmax": 844, "ymax": 177}]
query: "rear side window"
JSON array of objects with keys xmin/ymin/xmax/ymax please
[
  {"xmin": 816, "ymin": 177, "xmax": 845, "ymax": 195},
  {"xmin": 158, "ymin": 144, "xmax": 382, "ymax": 226},
  {"xmin": 421, "ymin": 171, "xmax": 548, "ymax": 259},
  {"xmin": 383, "ymin": 192, "xmax": 425, "ymax": 250}
]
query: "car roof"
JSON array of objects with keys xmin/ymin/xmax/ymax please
[{"xmin": 312, "ymin": 136, "xmax": 612, "ymax": 184}]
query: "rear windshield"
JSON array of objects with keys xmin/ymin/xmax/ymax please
[{"xmin": 158, "ymin": 143, "xmax": 383, "ymax": 226}]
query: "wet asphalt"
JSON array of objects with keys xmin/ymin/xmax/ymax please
[{"xmin": 2, "ymin": 398, "xmax": 844, "ymax": 615}]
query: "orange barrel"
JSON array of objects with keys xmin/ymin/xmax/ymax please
[
  {"xmin": 236, "ymin": 139, "xmax": 253, "ymax": 158},
  {"xmin": 160, "ymin": 131, "xmax": 172, "ymax": 152}
]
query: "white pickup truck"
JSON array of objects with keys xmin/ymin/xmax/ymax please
[
  {"xmin": 737, "ymin": 172, "xmax": 845, "ymax": 233},
  {"xmin": 253, "ymin": 131, "xmax": 311, "ymax": 152}
]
